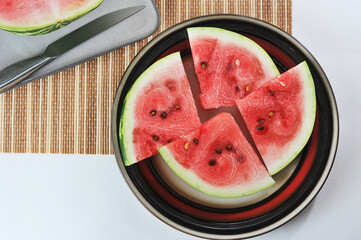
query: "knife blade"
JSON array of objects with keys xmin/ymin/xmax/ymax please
[{"xmin": 0, "ymin": 5, "xmax": 145, "ymax": 93}]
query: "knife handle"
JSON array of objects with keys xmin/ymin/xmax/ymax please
[{"xmin": 0, "ymin": 56, "xmax": 56, "ymax": 93}]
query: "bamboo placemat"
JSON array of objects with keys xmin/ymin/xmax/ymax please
[{"xmin": 0, "ymin": 0, "xmax": 292, "ymax": 155}]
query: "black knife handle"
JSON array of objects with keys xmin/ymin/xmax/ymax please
[{"xmin": 0, "ymin": 56, "xmax": 56, "ymax": 93}]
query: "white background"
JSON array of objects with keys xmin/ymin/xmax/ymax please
[{"xmin": 0, "ymin": 0, "xmax": 360, "ymax": 239}]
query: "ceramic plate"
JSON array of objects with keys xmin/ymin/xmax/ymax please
[{"xmin": 111, "ymin": 15, "xmax": 339, "ymax": 239}]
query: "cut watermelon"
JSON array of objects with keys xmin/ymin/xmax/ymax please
[
  {"xmin": 187, "ymin": 27, "xmax": 280, "ymax": 109},
  {"xmin": 158, "ymin": 113, "xmax": 275, "ymax": 198},
  {"xmin": 236, "ymin": 61, "xmax": 316, "ymax": 175},
  {"xmin": 120, "ymin": 52, "xmax": 201, "ymax": 166},
  {"xmin": 0, "ymin": 0, "xmax": 103, "ymax": 35}
]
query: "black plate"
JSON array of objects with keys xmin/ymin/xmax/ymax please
[{"xmin": 111, "ymin": 15, "xmax": 339, "ymax": 239}]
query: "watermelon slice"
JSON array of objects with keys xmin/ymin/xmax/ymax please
[
  {"xmin": 187, "ymin": 27, "xmax": 280, "ymax": 109},
  {"xmin": 158, "ymin": 113, "xmax": 275, "ymax": 198},
  {"xmin": 0, "ymin": 0, "xmax": 103, "ymax": 35},
  {"xmin": 120, "ymin": 52, "xmax": 201, "ymax": 166},
  {"xmin": 236, "ymin": 61, "xmax": 316, "ymax": 175}
]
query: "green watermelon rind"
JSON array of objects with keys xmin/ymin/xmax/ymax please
[
  {"xmin": 158, "ymin": 145, "xmax": 275, "ymax": 198},
  {"xmin": 0, "ymin": 0, "xmax": 103, "ymax": 35},
  {"xmin": 120, "ymin": 52, "xmax": 183, "ymax": 166},
  {"xmin": 266, "ymin": 61, "xmax": 316, "ymax": 175},
  {"xmin": 187, "ymin": 27, "xmax": 280, "ymax": 83},
  {"xmin": 1, "ymin": 19, "xmax": 77, "ymax": 36}
]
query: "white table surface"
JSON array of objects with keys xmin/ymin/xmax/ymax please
[{"xmin": 0, "ymin": 0, "xmax": 360, "ymax": 239}]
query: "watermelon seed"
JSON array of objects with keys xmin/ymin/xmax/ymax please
[
  {"xmin": 235, "ymin": 59, "xmax": 240, "ymax": 66},
  {"xmin": 184, "ymin": 142, "xmax": 189, "ymax": 150},
  {"xmin": 215, "ymin": 148, "xmax": 222, "ymax": 154},
  {"xmin": 166, "ymin": 81, "xmax": 175, "ymax": 90},
  {"xmin": 209, "ymin": 159, "xmax": 216, "ymax": 166},
  {"xmin": 174, "ymin": 104, "xmax": 181, "ymax": 110},
  {"xmin": 201, "ymin": 62, "xmax": 207, "ymax": 69},
  {"xmin": 161, "ymin": 112, "xmax": 167, "ymax": 119},
  {"xmin": 280, "ymin": 81, "xmax": 286, "ymax": 87},
  {"xmin": 236, "ymin": 86, "xmax": 240, "ymax": 92},
  {"xmin": 258, "ymin": 119, "xmax": 266, "ymax": 125},
  {"xmin": 245, "ymin": 85, "xmax": 251, "ymax": 92},
  {"xmin": 269, "ymin": 111, "xmax": 274, "ymax": 117},
  {"xmin": 150, "ymin": 110, "xmax": 157, "ymax": 116},
  {"xmin": 193, "ymin": 138, "xmax": 199, "ymax": 145},
  {"xmin": 270, "ymin": 90, "xmax": 275, "ymax": 96},
  {"xmin": 152, "ymin": 135, "xmax": 159, "ymax": 141},
  {"xmin": 226, "ymin": 144, "xmax": 233, "ymax": 151},
  {"xmin": 256, "ymin": 124, "xmax": 264, "ymax": 130},
  {"xmin": 237, "ymin": 155, "xmax": 244, "ymax": 163}
]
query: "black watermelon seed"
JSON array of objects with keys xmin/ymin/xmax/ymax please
[
  {"xmin": 152, "ymin": 135, "xmax": 159, "ymax": 141},
  {"xmin": 193, "ymin": 138, "xmax": 199, "ymax": 145},
  {"xmin": 215, "ymin": 148, "xmax": 222, "ymax": 154},
  {"xmin": 237, "ymin": 155, "xmax": 244, "ymax": 163},
  {"xmin": 209, "ymin": 159, "xmax": 216, "ymax": 166},
  {"xmin": 161, "ymin": 112, "xmax": 167, "ymax": 119},
  {"xmin": 258, "ymin": 119, "xmax": 266, "ymax": 125},
  {"xmin": 256, "ymin": 124, "xmax": 264, "ymax": 130},
  {"xmin": 150, "ymin": 110, "xmax": 157, "ymax": 116},
  {"xmin": 226, "ymin": 144, "xmax": 233, "ymax": 151},
  {"xmin": 270, "ymin": 90, "xmax": 275, "ymax": 96},
  {"xmin": 174, "ymin": 104, "xmax": 181, "ymax": 110},
  {"xmin": 201, "ymin": 62, "xmax": 207, "ymax": 69}
]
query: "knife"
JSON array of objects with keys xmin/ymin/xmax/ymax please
[{"xmin": 0, "ymin": 5, "xmax": 145, "ymax": 93}]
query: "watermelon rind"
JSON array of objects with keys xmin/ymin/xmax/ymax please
[
  {"xmin": 159, "ymin": 145, "xmax": 275, "ymax": 198},
  {"xmin": 267, "ymin": 61, "xmax": 316, "ymax": 175},
  {"xmin": 187, "ymin": 26, "xmax": 280, "ymax": 89},
  {"xmin": 0, "ymin": 0, "xmax": 103, "ymax": 35},
  {"xmin": 120, "ymin": 52, "xmax": 184, "ymax": 166}
]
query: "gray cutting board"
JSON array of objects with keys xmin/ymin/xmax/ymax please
[{"xmin": 0, "ymin": 0, "xmax": 160, "ymax": 88}]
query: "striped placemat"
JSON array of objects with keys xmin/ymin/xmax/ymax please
[{"xmin": 0, "ymin": 0, "xmax": 292, "ymax": 155}]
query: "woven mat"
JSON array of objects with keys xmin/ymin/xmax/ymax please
[{"xmin": 0, "ymin": 0, "xmax": 292, "ymax": 155}]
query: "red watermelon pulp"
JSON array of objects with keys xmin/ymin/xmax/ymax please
[
  {"xmin": 0, "ymin": 0, "xmax": 103, "ymax": 35},
  {"xmin": 158, "ymin": 113, "xmax": 275, "ymax": 198},
  {"xmin": 236, "ymin": 61, "xmax": 316, "ymax": 175},
  {"xmin": 187, "ymin": 27, "xmax": 280, "ymax": 109},
  {"xmin": 120, "ymin": 52, "xmax": 201, "ymax": 166}
]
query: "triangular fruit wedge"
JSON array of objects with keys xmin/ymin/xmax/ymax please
[
  {"xmin": 120, "ymin": 52, "xmax": 201, "ymax": 166},
  {"xmin": 187, "ymin": 27, "xmax": 280, "ymax": 109},
  {"xmin": 158, "ymin": 113, "xmax": 275, "ymax": 198},
  {"xmin": 236, "ymin": 61, "xmax": 316, "ymax": 175}
]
